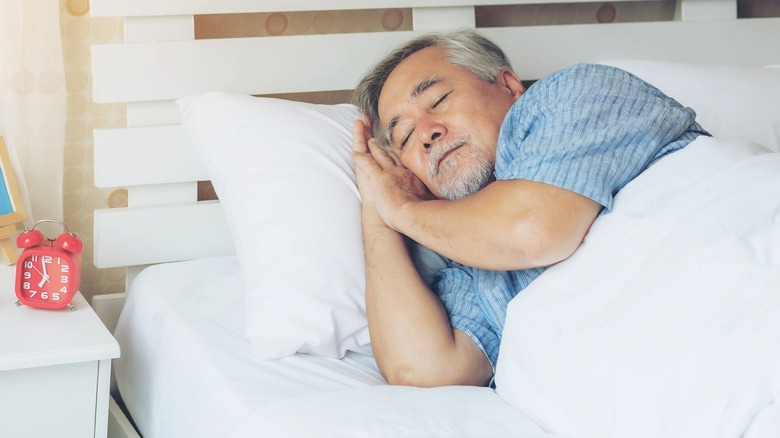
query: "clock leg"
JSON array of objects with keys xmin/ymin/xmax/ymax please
[{"xmin": 68, "ymin": 303, "xmax": 76, "ymax": 311}]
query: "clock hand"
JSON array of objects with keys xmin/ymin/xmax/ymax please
[
  {"xmin": 38, "ymin": 259, "xmax": 50, "ymax": 288},
  {"xmin": 30, "ymin": 263, "xmax": 44, "ymax": 277}
]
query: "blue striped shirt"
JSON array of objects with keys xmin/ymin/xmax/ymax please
[{"xmin": 434, "ymin": 64, "xmax": 708, "ymax": 368}]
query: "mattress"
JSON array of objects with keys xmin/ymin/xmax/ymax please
[{"xmin": 113, "ymin": 256, "xmax": 549, "ymax": 437}]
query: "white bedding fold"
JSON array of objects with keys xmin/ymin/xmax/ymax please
[
  {"xmin": 496, "ymin": 137, "xmax": 780, "ymax": 438},
  {"xmin": 113, "ymin": 256, "xmax": 550, "ymax": 437}
]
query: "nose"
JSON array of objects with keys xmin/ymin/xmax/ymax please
[
  {"xmin": 419, "ymin": 119, "xmax": 446, "ymax": 151},
  {"xmin": 423, "ymin": 132, "xmax": 441, "ymax": 150}
]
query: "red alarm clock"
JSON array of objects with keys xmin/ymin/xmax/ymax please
[{"xmin": 15, "ymin": 219, "xmax": 83, "ymax": 310}]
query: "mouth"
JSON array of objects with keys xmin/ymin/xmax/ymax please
[{"xmin": 435, "ymin": 142, "xmax": 465, "ymax": 170}]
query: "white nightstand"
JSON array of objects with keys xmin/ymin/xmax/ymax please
[{"xmin": 0, "ymin": 262, "xmax": 120, "ymax": 438}]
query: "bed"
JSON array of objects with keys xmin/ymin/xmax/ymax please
[{"xmin": 88, "ymin": 1, "xmax": 780, "ymax": 437}]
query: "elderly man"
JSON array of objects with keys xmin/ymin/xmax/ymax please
[{"xmin": 350, "ymin": 29, "xmax": 707, "ymax": 387}]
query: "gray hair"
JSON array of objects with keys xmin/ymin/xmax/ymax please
[{"xmin": 350, "ymin": 29, "xmax": 513, "ymax": 149}]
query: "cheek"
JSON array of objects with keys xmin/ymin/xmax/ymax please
[
  {"xmin": 472, "ymin": 110, "xmax": 505, "ymax": 154},
  {"xmin": 399, "ymin": 152, "xmax": 439, "ymax": 191},
  {"xmin": 399, "ymin": 153, "xmax": 427, "ymax": 180}
]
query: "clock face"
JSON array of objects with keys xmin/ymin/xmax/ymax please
[{"xmin": 17, "ymin": 252, "xmax": 77, "ymax": 309}]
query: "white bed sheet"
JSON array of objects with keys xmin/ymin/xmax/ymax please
[{"xmin": 113, "ymin": 256, "xmax": 550, "ymax": 438}]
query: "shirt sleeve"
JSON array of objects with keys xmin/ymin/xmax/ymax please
[
  {"xmin": 433, "ymin": 263, "xmax": 502, "ymax": 369},
  {"xmin": 495, "ymin": 63, "xmax": 707, "ymax": 211}
]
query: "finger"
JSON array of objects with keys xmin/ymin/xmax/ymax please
[
  {"xmin": 388, "ymin": 149, "xmax": 402, "ymax": 167},
  {"xmin": 353, "ymin": 115, "xmax": 375, "ymax": 152},
  {"xmin": 351, "ymin": 149, "xmax": 381, "ymax": 173},
  {"xmin": 367, "ymin": 138, "xmax": 399, "ymax": 169},
  {"xmin": 367, "ymin": 136, "xmax": 401, "ymax": 166},
  {"xmin": 352, "ymin": 120, "xmax": 370, "ymax": 153}
]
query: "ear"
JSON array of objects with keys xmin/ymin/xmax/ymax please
[{"xmin": 497, "ymin": 69, "xmax": 525, "ymax": 101}]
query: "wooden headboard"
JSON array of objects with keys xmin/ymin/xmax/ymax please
[{"xmin": 90, "ymin": 0, "xmax": 780, "ymax": 282}]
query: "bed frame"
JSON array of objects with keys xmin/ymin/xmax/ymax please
[{"xmin": 88, "ymin": 1, "xmax": 780, "ymax": 436}]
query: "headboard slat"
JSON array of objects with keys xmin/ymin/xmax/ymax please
[
  {"xmin": 93, "ymin": 201, "xmax": 234, "ymax": 268},
  {"xmin": 678, "ymin": 0, "xmax": 736, "ymax": 20},
  {"xmin": 91, "ymin": 18, "xmax": 780, "ymax": 104},
  {"xmin": 482, "ymin": 18, "xmax": 780, "ymax": 81},
  {"xmin": 92, "ymin": 31, "xmax": 415, "ymax": 103},
  {"xmin": 90, "ymin": 0, "xmax": 655, "ymax": 18},
  {"xmin": 412, "ymin": 7, "xmax": 475, "ymax": 30},
  {"xmin": 94, "ymin": 126, "xmax": 206, "ymax": 188}
]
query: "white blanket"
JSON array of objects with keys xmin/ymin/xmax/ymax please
[
  {"xmin": 496, "ymin": 137, "xmax": 780, "ymax": 437},
  {"xmin": 114, "ymin": 256, "xmax": 550, "ymax": 437}
]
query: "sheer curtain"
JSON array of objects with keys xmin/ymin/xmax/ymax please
[{"xmin": 0, "ymin": 0, "xmax": 66, "ymax": 224}]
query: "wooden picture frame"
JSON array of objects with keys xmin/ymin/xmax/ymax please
[{"xmin": 0, "ymin": 137, "xmax": 26, "ymax": 264}]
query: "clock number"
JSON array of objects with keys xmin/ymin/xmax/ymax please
[
  {"xmin": 42, "ymin": 256, "xmax": 52, "ymax": 264},
  {"xmin": 23, "ymin": 282, "xmax": 30, "ymax": 290},
  {"xmin": 52, "ymin": 292, "xmax": 60, "ymax": 301},
  {"xmin": 24, "ymin": 261, "xmax": 33, "ymax": 269},
  {"xmin": 60, "ymin": 286, "xmax": 68, "ymax": 293},
  {"xmin": 23, "ymin": 271, "xmax": 31, "ymax": 279},
  {"xmin": 29, "ymin": 290, "xmax": 37, "ymax": 299},
  {"xmin": 41, "ymin": 292, "xmax": 48, "ymax": 300},
  {"xmin": 61, "ymin": 265, "xmax": 69, "ymax": 273}
]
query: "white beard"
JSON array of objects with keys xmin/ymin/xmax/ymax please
[{"xmin": 428, "ymin": 137, "xmax": 494, "ymax": 201}]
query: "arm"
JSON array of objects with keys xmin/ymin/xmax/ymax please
[
  {"xmin": 352, "ymin": 118, "xmax": 492, "ymax": 387},
  {"xmin": 361, "ymin": 206, "xmax": 493, "ymax": 387},
  {"xmin": 387, "ymin": 180, "xmax": 602, "ymax": 271}
]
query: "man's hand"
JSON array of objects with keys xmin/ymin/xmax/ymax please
[{"xmin": 351, "ymin": 117, "xmax": 433, "ymax": 230}]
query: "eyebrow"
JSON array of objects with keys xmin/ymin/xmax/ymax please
[
  {"xmin": 412, "ymin": 75, "xmax": 442, "ymax": 99},
  {"xmin": 384, "ymin": 75, "xmax": 443, "ymax": 146}
]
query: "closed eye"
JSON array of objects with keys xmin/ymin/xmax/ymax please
[
  {"xmin": 432, "ymin": 92, "xmax": 451, "ymax": 108},
  {"xmin": 401, "ymin": 128, "xmax": 414, "ymax": 148}
]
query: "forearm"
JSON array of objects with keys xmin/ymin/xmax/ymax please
[
  {"xmin": 361, "ymin": 207, "xmax": 491, "ymax": 387},
  {"xmin": 389, "ymin": 180, "xmax": 602, "ymax": 271}
]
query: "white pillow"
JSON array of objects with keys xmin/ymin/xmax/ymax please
[
  {"xmin": 495, "ymin": 137, "xmax": 780, "ymax": 437},
  {"xmin": 600, "ymin": 60, "xmax": 780, "ymax": 152},
  {"xmin": 178, "ymin": 93, "xmax": 370, "ymax": 359}
]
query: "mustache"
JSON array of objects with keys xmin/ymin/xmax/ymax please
[{"xmin": 428, "ymin": 135, "xmax": 469, "ymax": 176}]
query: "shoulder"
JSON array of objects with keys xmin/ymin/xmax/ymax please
[
  {"xmin": 548, "ymin": 63, "xmax": 631, "ymax": 80},
  {"xmin": 501, "ymin": 62, "xmax": 672, "ymax": 129},
  {"xmin": 525, "ymin": 63, "xmax": 648, "ymax": 101},
  {"xmin": 499, "ymin": 64, "xmax": 624, "ymax": 141}
]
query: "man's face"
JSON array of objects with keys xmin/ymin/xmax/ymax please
[{"xmin": 377, "ymin": 45, "xmax": 523, "ymax": 200}]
